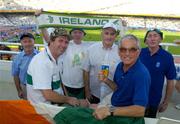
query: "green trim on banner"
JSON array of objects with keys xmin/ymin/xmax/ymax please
[{"xmin": 39, "ymin": 25, "xmax": 102, "ymax": 30}]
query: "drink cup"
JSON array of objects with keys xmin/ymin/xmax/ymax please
[{"xmin": 101, "ymin": 64, "xmax": 109, "ymax": 78}]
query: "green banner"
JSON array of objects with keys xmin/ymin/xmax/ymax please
[{"xmin": 37, "ymin": 12, "xmax": 122, "ymax": 30}]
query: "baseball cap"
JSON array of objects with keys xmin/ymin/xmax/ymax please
[
  {"xmin": 50, "ymin": 28, "xmax": 70, "ymax": 40},
  {"xmin": 103, "ymin": 22, "xmax": 118, "ymax": 32},
  {"xmin": 69, "ymin": 28, "xmax": 86, "ymax": 36},
  {"xmin": 20, "ymin": 33, "xmax": 35, "ymax": 40},
  {"xmin": 144, "ymin": 28, "xmax": 163, "ymax": 42}
]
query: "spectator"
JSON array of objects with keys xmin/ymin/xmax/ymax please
[
  {"xmin": 60, "ymin": 28, "xmax": 88, "ymax": 99},
  {"xmin": 82, "ymin": 22, "xmax": 120, "ymax": 104},
  {"xmin": 140, "ymin": 29, "xmax": 176, "ymax": 118},
  {"xmin": 0, "ymin": 44, "xmax": 11, "ymax": 60},
  {"xmin": 12, "ymin": 33, "xmax": 38, "ymax": 99},
  {"xmin": 174, "ymin": 58, "xmax": 180, "ymax": 110},
  {"xmin": 93, "ymin": 34, "xmax": 151, "ymax": 120},
  {"xmin": 40, "ymin": 26, "xmax": 89, "ymax": 99},
  {"xmin": 26, "ymin": 28, "xmax": 79, "ymax": 106},
  {"xmin": 175, "ymin": 81, "xmax": 180, "ymax": 110}
]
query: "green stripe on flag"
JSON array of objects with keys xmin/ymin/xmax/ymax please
[{"xmin": 53, "ymin": 107, "xmax": 145, "ymax": 124}]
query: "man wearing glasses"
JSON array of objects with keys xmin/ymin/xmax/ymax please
[
  {"xmin": 93, "ymin": 34, "xmax": 151, "ymax": 119},
  {"xmin": 140, "ymin": 29, "xmax": 176, "ymax": 118}
]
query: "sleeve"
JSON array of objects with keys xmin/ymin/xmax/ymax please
[
  {"xmin": 11, "ymin": 55, "xmax": 19, "ymax": 76},
  {"xmin": 113, "ymin": 63, "xmax": 122, "ymax": 84},
  {"xmin": 113, "ymin": 64, "xmax": 119, "ymax": 83},
  {"xmin": 133, "ymin": 70, "xmax": 151, "ymax": 107},
  {"xmin": 29, "ymin": 60, "xmax": 53, "ymax": 90},
  {"xmin": 165, "ymin": 55, "xmax": 176, "ymax": 80}
]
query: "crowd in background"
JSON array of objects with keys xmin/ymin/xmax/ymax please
[
  {"xmin": 0, "ymin": 14, "xmax": 179, "ymax": 44},
  {"xmin": 0, "ymin": 0, "xmax": 33, "ymax": 10},
  {"xmin": 0, "ymin": 27, "xmax": 36, "ymax": 42},
  {"xmin": 121, "ymin": 17, "xmax": 180, "ymax": 32},
  {"xmin": 0, "ymin": 14, "xmax": 36, "ymax": 43}
]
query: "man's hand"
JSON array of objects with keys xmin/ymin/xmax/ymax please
[
  {"xmin": 98, "ymin": 71, "xmax": 108, "ymax": 82},
  {"xmin": 18, "ymin": 89, "xmax": 25, "ymax": 99},
  {"xmin": 66, "ymin": 97, "xmax": 80, "ymax": 107},
  {"xmin": 93, "ymin": 107, "xmax": 110, "ymax": 120},
  {"xmin": 35, "ymin": 8, "xmax": 43, "ymax": 16},
  {"xmin": 79, "ymin": 99, "xmax": 89, "ymax": 107},
  {"xmin": 158, "ymin": 101, "xmax": 168, "ymax": 112}
]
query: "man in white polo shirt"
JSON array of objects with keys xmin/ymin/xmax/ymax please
[
  {"xmin": 82, "ymin": 22, "xmax": 121, "ymax": 103},
  {"xmin": 27, "ymin": 28, "xmax": 79, "ymax": 106}
]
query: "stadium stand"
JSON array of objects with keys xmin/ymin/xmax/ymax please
[
  {"xmin": 0, "ymin": 15, "xmax": 13, "ymax": 26},
  {"xmin": 121, "ymin": 17, "xmax": 180, "ymax": 31},
  {"xmin": 0, "ymin": 0, "xmax": 33, "ymax": 10}
]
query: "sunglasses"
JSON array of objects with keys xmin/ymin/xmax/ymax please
[{"xmin": 119, "ymin": 47, "xmax": 139, "ymax": 53}]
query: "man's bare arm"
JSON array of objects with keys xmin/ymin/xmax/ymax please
[{"xmin": 41, "ymin": 89, "xmax": 79, "ymax": 106}]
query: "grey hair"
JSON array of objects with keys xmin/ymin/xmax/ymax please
[{"xmin": 119, "ymin": 34, "xmax": 141, "ymax": 49}]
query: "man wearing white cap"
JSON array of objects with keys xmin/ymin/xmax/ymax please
[{"xmin": 82, "ymin": 22, "xmax": 121, "ymax": 103}]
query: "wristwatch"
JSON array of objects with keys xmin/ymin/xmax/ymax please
[
  {"xmin": 109, "ymin": 106, "xmax": 116, "ymax": 116},
  {"xmin": 110, "ymin": 111, "xmax": 114, "ymax": 116}
]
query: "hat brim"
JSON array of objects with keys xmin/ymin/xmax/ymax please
[
  {"xmin": 20, "ymin": 34, "xmax": 35, "ymax": 40},
  {"xmin": 69, "ymin": 28, "xmax": 86, "ymax": 36}
]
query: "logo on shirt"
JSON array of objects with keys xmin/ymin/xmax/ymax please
[
  {"xmin": 72, "ymin": 52, "xmax": 85, "ymax": 67},
  {"xmin": 156, "ymin": 62, "xmax": 160, "ymax": 68}
]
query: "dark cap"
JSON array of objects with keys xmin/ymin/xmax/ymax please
[
  {"xmin": 69, "ymin": 28, "xmax": 86, "ymax": 36},
  {"xmin": 144, "ymin": 29, "xmax": 163, "ymax": 42},
  {"xmin": 20, "ymin": 33, "xmax": 35, "ymax": 40}
]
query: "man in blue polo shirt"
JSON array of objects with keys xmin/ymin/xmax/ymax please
[
  {"xmin": 12, "ymin": 33, "xmax": 39, "ymax": 99},
  {"xmin": 93, "ymin": 34, "xmax": 151, "ymax": 120},
  {"xmin": 140, "ymin": 29, "xmax": 176, "ymax": 118}
]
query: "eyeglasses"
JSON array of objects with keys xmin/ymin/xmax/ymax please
[{"xmin": 119, "ymin": 47, "xmax": 139, "ymax": 54}]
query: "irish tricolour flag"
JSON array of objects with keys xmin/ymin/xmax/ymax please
[{"xmin": 0, "ymin": 100, "xmax": 144, "ymax": 124}]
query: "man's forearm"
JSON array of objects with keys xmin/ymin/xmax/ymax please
[
  {"xmin": 83, "ymin": 70, "xmax": 91, "ymax": 98},
  {"xmin": 104, "ymin": 78, "xmax": 117, "ymax": 91},
  {"xmin": 41, "ymin": 28, "xmax": 50, "ymax": 43},
  {"xmin": 113, "ymin": 105, "xmax": 145, "ymax": 117},
  {"xmin": 163, "ymin": 80, "xmax": 174, "ymax": 103},
  {"xmin": 13, "ymin": 76, "xmax": 22, "ymax": 92},
  {"xmin": 83, "ymin": 70, "xmax": 89, "ymax": 89},
  {"xmin": 41, "ymin": 89, "xmax": 69, "ymax": 104}
]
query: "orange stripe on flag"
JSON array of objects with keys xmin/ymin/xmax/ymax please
[{"xmin": 0, "ymin": 100, "xmax": 50, "ymax": 124}]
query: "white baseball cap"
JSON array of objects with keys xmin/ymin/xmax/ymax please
[{"xmin": 102, "ymin": 22, "xmax": 118, "ymax": 32}]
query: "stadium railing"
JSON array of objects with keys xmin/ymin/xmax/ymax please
[
  {"xmin": 0, "ymin": 41, "xmax": 179, "ymax": 61},
  {"xmin": 160, "ymin": 42, "xmax": 180, "ymax": 51}
]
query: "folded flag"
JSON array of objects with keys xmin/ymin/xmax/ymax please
[{"xmin": 54, "ymin": 107, "xmax": 145, "ymax": 124}]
